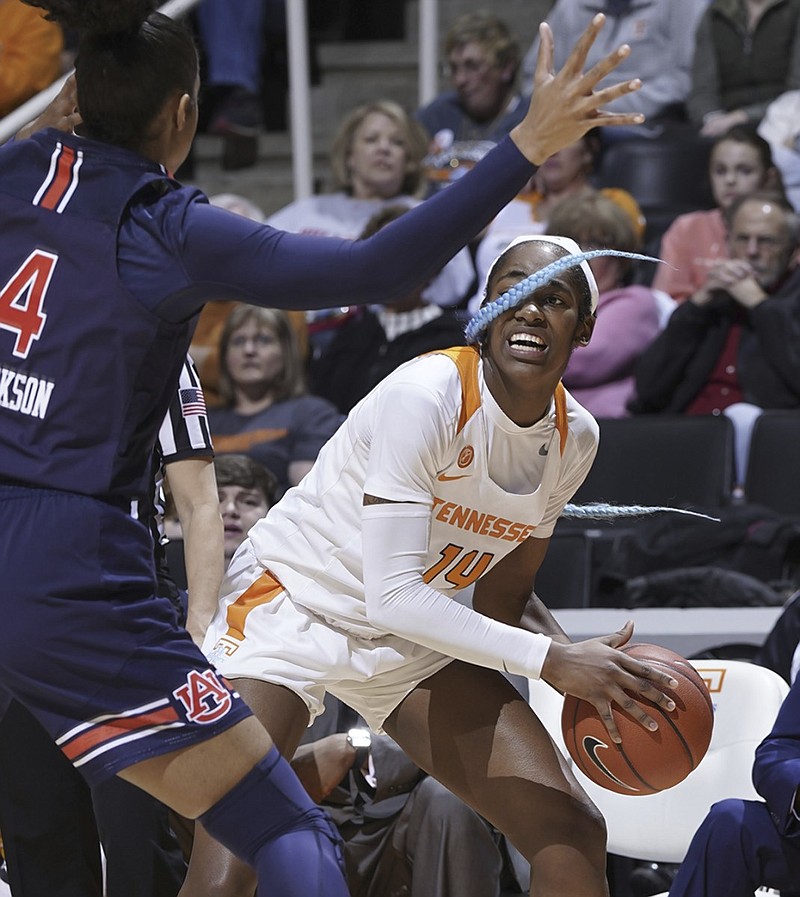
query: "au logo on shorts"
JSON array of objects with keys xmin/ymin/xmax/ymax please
[{"xmin": 173, "ymin": 669, "xmax": 233, "ymax": 724}]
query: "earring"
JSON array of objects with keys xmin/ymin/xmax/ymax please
[{"xmin": 577, "ymin": 337, "xmax": 590, "ymax": 345}]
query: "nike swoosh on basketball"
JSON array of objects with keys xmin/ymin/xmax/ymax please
[
  {"xmin": 437, "ymin": 472, "xmax": 470, "ymax": 481},
  {"xmin": 583, "ymin": 736, "xmax": 639, "ymax": 792}
]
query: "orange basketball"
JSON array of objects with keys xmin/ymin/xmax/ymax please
[{"xmin": 561, "ymin": 643, "xmax": 713, "ymax": 795}]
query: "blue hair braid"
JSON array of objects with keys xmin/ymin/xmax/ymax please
[
  {"xmin": 464, "ymin": 249, "xmax": 659, "ymax": 345},
  {"xmin": 562, "ymin": 502, "xmax": 719, "ymax": 522}
]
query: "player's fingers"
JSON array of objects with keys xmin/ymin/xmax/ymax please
[
  {"xmin": 595, "ymin": 700, "xmax": 623, "ymax": 744},
  {"xmin": 628, "ymin": 673, "xmax": 677, "ymax": 713},
  {"xmin": 532, "ymin": 22, "xmax": 555, "ymax": 84},
  {"xmin": 557, "ymin": 13, "xmax": 607, "ymax": 80},
  {"xmin": 601, "ymin": 620, "xmax": 634, "ymax": 649},
  {"xmin": 591, "ymin": 110, "xmax": 646, "ymax": 129},
  {"xmin": 625, "ymin": 658, "xmax": 679, "ymax": 692},
  {"xmin": 577, "ymin": 42, "xmax": 634, "ymax": 91},
  {"xmin": 586, "ymin": 76, "xmax": 643, "ymax": 112},
  {"xmin": 616, "ymin": 690, "xmax": 660, "ymax": 734}
]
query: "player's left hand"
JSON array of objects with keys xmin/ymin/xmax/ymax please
[
  {"xmin": 540, "ymin": 621, "xmax": 677, "ymax": 743},
  {"xmin": 512, "ymin": 14, "xmax": 644, "ymax": 165}
]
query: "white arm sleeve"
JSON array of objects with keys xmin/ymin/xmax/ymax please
[{"xmin": 361, "ymin": 503, "xmax": 552, "ymax": 679}]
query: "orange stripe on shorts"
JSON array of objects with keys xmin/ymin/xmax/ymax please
[{"xmin": 225, "ymin": 569, "xmax": 284, "ymax": 642}]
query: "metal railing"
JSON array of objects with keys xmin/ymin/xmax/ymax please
[{"xmin": 0, "ymin": 0, "xmax": 441, "ymax": 200}]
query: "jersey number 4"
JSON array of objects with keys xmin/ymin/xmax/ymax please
[{"xmin": 0, "ymin": 250, "xmax": 57, "ymax": 359}]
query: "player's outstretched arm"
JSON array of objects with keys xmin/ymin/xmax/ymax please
[
  {"xmin": 511, "ymin": 14, "xmax": 644, "ymax": 165},
  {"xmin": 541, "ymin": 621, "xmax": 678, "ymax": 744}
]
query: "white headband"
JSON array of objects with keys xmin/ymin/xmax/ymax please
[{"xmin": 465, "ymin": 235, "xmax": 658, "ymax": 344}]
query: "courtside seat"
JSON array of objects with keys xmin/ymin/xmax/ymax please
[
  {"xmin": 744, "ymin": 410, "xmax": 800, "ymax": 516},
  {"xmin": 571, "ymin": 415, "xmax": 735, "ymax": 512},
  {"xmin": 528, "ymin": 660, "xmax": 789, "ymax": 896}
]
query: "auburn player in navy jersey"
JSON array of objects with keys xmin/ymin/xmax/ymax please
[
  {"xmin": 0, "ymin": 356, "xmax": 217, "ymax": 897},
  {"xmin": 0, "ymin": 0, "xmax": 648, "ymax": 892}
]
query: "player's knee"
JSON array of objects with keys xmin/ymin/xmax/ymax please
[
  {"xmin": 703, "ymin": 798, "xmax": 750, "ymax": 848},
  {"xmin": 570, "ymin": 795, "xmax": 607, "ymax": 852}
]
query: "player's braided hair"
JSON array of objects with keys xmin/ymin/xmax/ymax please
[
  {"xmin": 22, "ymin": 0, "xmax": 198, "ymax": 152},
  {"xmin": 22, "ymin": 0, "xmax": 158, "ymax": 34},
  {"xmin": 562, "ymin": 503, "xmax": 718, "ymax": 522},
  {"xmin": 464, "ymin": 248, "xmax": 658, "ymax": 345}
]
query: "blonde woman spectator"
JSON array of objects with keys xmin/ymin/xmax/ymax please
[{"xmin": 266, "ymin": 99, "xmax": 476, "ymax": 330}]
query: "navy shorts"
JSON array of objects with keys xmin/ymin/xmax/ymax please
[{"xmin": 0, "ymin": 484, "xmax": 252, "ymax": 785}]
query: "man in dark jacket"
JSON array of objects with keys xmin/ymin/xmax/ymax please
[{"xmin": 630, "ymin": 191, "xmax": 800, "ymax": 483}]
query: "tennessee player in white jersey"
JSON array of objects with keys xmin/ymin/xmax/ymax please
[{"xmin": 193, "ymin": 235, "xmax": 680, "ymax": 897}]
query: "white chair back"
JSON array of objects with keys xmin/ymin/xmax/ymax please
[{"xmin": 528, "ymin": 660, "xmax": 789, "ymax": 863}]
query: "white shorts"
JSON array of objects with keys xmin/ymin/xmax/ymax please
[{"xmin": 203, "ymin": 545, "xmax": 454, "ymax": 733}]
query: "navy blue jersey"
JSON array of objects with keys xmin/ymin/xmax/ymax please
[
  {"xmin": 0, "ymin": 134, "xmax": 195, "ymax": 498},
  {"xmin": 0, "ymin": 128, "xmax": 533, "ymax": 500}
]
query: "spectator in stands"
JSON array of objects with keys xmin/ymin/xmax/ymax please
[
  {"xmin": 469, "ymin": 129, "xmax": 644, "ymax": 311},
  {"xmin": 214, "ymin": 453, "xmax": 276, "ymax": 565},
  {"xmin": 0, "ymin": 0, "xmax": 64, "ymax": 118},
  {"xmin": 688, "ymin": 0, "xmax": 800, "ymax": 139},
  {"xmin": 207, "ymin": 305, "xmax": 343, "ymax": 496},
  {"xmin": 521, "ymin": 0, "xmax": 707, "ymax": 137},
  {"xmin": 630, "ymin": 191, "xmax": 800, "ymax": 486},
  {"xmin": 758, "ymin": 89, "xmax": 800, "ymax": 211},
  {"xmin": 194, "ymin": 0, "xmax": 287, "ymax": 169},
  {"xmin": 547, "ymin": 191, "xmax": 665, "ymax": 418},
  {"xmin": 668, "ymin": 667, "xmax": 800, "ymax": 897},
  {"xmin": 652, "ymin": 125, "xmax": 785, "ymax": 303},
  {"xmin": 309, "ymin": 205, "xmax": 467, "ymax": 413},
  {"xmin": 266, "ymin": 99, "xmax": 476, "ymax": 350},
  {"xmin": 416, "ymin": 10, "xmax": 526, "ymax": 190}
]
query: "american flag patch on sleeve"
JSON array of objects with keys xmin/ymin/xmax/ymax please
[{"xmin": 179, "ymin": 387, "xmax": 207, "ymax": 417}]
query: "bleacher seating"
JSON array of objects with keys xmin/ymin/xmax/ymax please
[
  {"xmin": 595, "ymin": 131, "xmax": 715, "ymax": 280},
  {"xmin": 536, "ymin": 415, "xmax": 736, "ymax": 608},
  {"xmin": 744, "ymin": 410, "xmax": 800, "ymax": 516}
]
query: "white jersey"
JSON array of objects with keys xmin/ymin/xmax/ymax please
[{"xmin": 236, "ymin": 346, "xmax": 598, "ymax": 639}]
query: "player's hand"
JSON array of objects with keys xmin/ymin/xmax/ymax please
[
  {"xmin": 511, "ymin": 14, "xmax": 643, "ymax": 165},
  {"xmin": 540, "ymin": 620, "xmax": 677, "ymax": 743},
  {"xmin": 16, "ymin": 74, "xmax": 82, "ymax": 141}
]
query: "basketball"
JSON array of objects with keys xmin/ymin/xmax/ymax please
[{"xmin": 561, "ymin": 643, "xmax": 714, "ymax": 795}]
